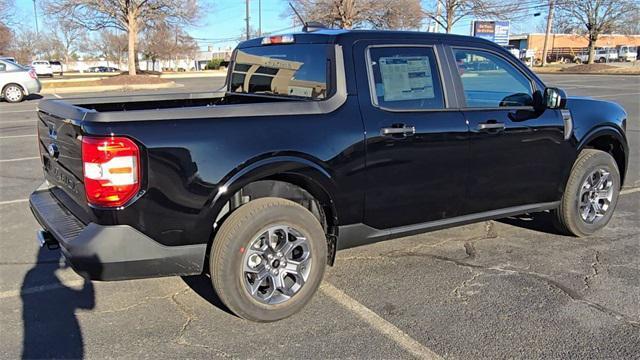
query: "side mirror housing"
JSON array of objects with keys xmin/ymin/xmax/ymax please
[{"xmin": 543, "ymin": 87, "xmax": 567, "ymax": 109}]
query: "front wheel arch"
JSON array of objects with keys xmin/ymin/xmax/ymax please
[{"xmin": 577, "ymin": 127, "xmax": 628, "ymax": 187}]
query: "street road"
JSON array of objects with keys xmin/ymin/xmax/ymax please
[{"xmin": 0, "ymin": 74, "xmax": 638, "ymax": 359}]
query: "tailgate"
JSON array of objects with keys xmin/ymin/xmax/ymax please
[{"xmin": 37, "ymin": 110, "xmax": 89, "ymax": 219}]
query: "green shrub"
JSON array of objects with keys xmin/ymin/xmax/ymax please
[{"xmin": 206, "ymin": 58, "xmax": 223, "ymax": 70}]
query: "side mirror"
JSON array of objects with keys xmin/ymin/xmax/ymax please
[{"xmin": 543, "ymin": 87, "xmax": 567, "ymax": 109}]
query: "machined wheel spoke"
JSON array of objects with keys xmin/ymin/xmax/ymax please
[
  {"xmin": 581, "ymin": 204, "xmax": 593, "ymax": 220},
  {"xmin": 272, "ymin": 272, "xmax": 286, "ymax": 290},
  {"xmin": 594, "ymin": 171, "xmax": 610, "ymax": 189},
  {"xmin": 248, "ymin": 267, "xmax": 270, "ymax": 296}
]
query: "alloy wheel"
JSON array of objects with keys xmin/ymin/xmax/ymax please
[
  {"xmin": 578, "ymin": 168, "xmax": 614, "ymax": 224},
  {"xmin": 242, "ymin": 225, "xmax": 312, "ymax": 304}
]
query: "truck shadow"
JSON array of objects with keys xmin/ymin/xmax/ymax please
[
  {"xmin": 181, "ymin": 275, "xmax": 234, "ymax": 316},
  {"xmin": 21, "ymin": 247, "xmax": 97, "ymax": 359},
  {"xmin": 497, "ymin": 211, "xmax": 565, "ymax": 235}
]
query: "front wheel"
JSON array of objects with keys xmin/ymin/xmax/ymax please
[
  {"xmin": 210, "ymin": 197, "xmax": 327, "ymax": 322},
  {"xmin": 553, "ymin": 149, "xmax": 620, "ymax": 237}
]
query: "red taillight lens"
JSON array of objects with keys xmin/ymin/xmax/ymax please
[
  {"xmin": 82, "ymin": 136, "xmax": 140, "ymax": 207},
  {"xmin": 28, "ymin": 69, "xmax": 37, "ymax": 79}
]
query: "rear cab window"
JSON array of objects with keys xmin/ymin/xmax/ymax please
[
  {"xmin": 229, "ymin": 44, "xmax": 332, "ymax": 100},
  {"xmin": 367, "ymin": 46, "xmax": 445, "ymax": 110}
]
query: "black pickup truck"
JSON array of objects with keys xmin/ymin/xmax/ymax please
[{"xmin": 30, "ymin": 29, "xmax": 629, "ymax": 322}]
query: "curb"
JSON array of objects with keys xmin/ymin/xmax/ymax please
[{"xmin": 41, "ymin": 82, "xmax": 182, "ymax": 94}]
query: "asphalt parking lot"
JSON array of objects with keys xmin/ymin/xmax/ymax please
[{"xmin": 0, "ymin": 74, "xmax": 638, "ymax": 359}]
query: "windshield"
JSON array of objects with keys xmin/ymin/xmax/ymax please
[{"xmin": 229, "ymin": 44, "xmax": 331, "ymax": 100}]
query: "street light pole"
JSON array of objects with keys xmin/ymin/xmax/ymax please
[
  {"xmin": 541, "ymin": 0, "xmax": 554, "ymax": 67},
  {"xmin": 32, "ymin": 0, "xmax": 39, "ymax": 35}
]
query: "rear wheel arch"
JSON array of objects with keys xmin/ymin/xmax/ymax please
[{"xmin": 207, "ymin": 158, "xmax": 340, "ymax": 266}]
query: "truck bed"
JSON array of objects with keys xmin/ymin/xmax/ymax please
[{"xmin": 37, "ymin": 90, "xmax": 347, "ymax": 123}]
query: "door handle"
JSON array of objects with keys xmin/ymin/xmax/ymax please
[
  {"xmin": 477, "ymin": 122, "xmax": 505, "ymax": 131},
  {"xmin": 381, "ymin": 126, "xmax": 416, "ymax": 136}
]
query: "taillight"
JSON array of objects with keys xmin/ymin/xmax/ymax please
[
  {"xmin": 82, "ymin": 136, "xmax": 140, "ymax": 207},
  {"xmin": 28, "ymin": 69, "xmax": 37, "ymax": 79}
]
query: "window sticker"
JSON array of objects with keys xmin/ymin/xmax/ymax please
[{"xmin": 379, "ymin": 56, "xmax": 435, "ymax": 101}]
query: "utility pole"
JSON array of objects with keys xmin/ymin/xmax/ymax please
[
  {"xmin": 258, "ymin": 0, "xmax": 262, "ymax": 37},
  {"xmin": 32, "ymin": 0, "xmax": 39, "ymax": 35},
  {"xmin": 541, "ymin": 0, "xmax": 554, "ymax": 67},
  {"xmin": 245, "ymin": 0, "xmax": 251, "ymax": 40}
]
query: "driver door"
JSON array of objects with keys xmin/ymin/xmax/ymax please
[{"xmin": 452, "ymin": 47, "xmax": 574, "ymax": 213}]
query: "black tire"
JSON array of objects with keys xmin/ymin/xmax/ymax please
[
  {"xmin": 2, "ymin": 83, "xmax": 24, "ymax": 103},
  {"xmin": 553, "ymin": 149, "xmax": 620, "ymax": 237},
  {"xmin": 210, "ymin": 197, "xmax": 327, "ymax": 322},
  {"xmin": 598, "ymin": 57, "xmax": 606, "ymax": 63}
]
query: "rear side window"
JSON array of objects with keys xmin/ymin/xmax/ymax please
[
  {"xmin": 453, "ymin": 48, "xmax": 533, "ymax": 108},
  {"xmin": 0, "ymin": 62, "xmax": 5, "ymax": 72},
  {"xmin": 229, "ymin": 44, "xmax": 330, "ymax": 100},
  {"xmin": 368, "ymin": 46, "xmax": 445, "ymax": 110}
]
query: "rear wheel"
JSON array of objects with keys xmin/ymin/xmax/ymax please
[
  {"xmin": 2, "ymin": 84, "xmax": 24, "ymax": 103},
  {"xmin": 553, "ymin": 149, "xmax": 620, "ymax": 237},
  {"xmin": 210, "ymin": 197, "xmax": 327, "ymax": 322}
]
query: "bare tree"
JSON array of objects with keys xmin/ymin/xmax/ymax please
[
  {"xmin": 0, "ymin": 0, "xmax": 15, "ymax": 25},
  {"xmin": 141, "ymin": 25, "xmax": 198, "ymax": 71},
  {"xmin": 93, "ymin": 31, "xmax": 128, "ymax": 68},
  {"xmin": 424, "ymin": 0, "xmax": 520, "ymax": 33},
  {"xmin": 43, "ymin": 0, "xmax": 201, "ymax": 75},
  {"xmin": 557, "ymin": 0, "xmax": 639, "ymax": 64},
  {"xmin": 45, "ymin": 18, "xmax": 89, "ymax": 64},
  {"xmin": 0, "ymin": 23, "xmax": 11, "ymax": 54},
  {"xmin": 11, "ymin": 30, "xmax": 38, "ymax": 64},
  {"xmin": 289, "ymin": 0, "xmax": 423, "ymax": 30}
]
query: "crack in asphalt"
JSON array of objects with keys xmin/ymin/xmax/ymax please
[
  {"xmin": 451, "ymin": 270, "xmax": 481, "ymax": 302},
  {"xmin": 384, "ymin": 250, "xmax": 640, "ymax": 329},
  {"xmin": 582, "ymin": 251, "xmax": 601, "ymax": 291},
  {"xmin": 170, "ymin": 287, "xmax": 232, "ymax": 357}
]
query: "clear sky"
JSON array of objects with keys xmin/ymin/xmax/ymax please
[{"xmin": 13, "ymin": 0, "xmax": 545, "ymax": 51}]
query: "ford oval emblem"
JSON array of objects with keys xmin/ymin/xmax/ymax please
[{"xmin": 47, "ymin": 143, "xmax": 59, "ymax": 159}]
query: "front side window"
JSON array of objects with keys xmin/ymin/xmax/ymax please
[
  {"xmin": 454, "ymin": 49, "xmax": 533, "ymax": 108},
  {"xmin": 368, "ymin": 46, "xmax": 445, "ymax": 110},
  {"xmin": 0, "ymin": 62, "xmax": 5, "ymax": 72},
  {"xmin": 229, "ymin": 44, "xmax": 330, "ymax": 100}
]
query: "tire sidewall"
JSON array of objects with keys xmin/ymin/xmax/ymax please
[
  {"xmin": 565, "ymin": 152, "xmax": 620, "ymax": 236},
  {"xmin": 212, "ymin": 199, "xmax": 327, "ymax": 322}
]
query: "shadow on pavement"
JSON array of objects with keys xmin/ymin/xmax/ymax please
[
  {"xmin": 24, "ymin": 94, "xmax": 44, "ymax": 101},
  {"xmin": 21, "ymin": 247, "xmax": 96, "ymax": 359},
  {"xmin": 498, "ymin": 211, "xmax": 565, "ymax": 235},
  {"xmin": 181, "ymin": 274, "xmax": 234, "ymax": 316}
]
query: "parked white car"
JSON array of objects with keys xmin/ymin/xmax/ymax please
[
  {"xmin": 617, "ymin": 45, "xmax": 637, "ymax": 62},
  {"xmin": 574, "ymin": 47, "xmax": 619, "ymax": 64},
  {"xmin": 0, "ymin": 59, "xmax": 41, "ymax": 103},
  {"xmin": 31, "ymin": 60, "xmax": 53, "ymax": 77},
  {"xmin": 49, "ymin": 60, "xmax": 64, "ymax": 75}
]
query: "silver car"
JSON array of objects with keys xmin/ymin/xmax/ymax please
[{"xmin": 0, "ymin": 59, "xmax": 41, "ymax": 103}]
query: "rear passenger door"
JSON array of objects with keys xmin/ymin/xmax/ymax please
[
  {"xmin": 450, "ymin": 46, "xmax": 573, "ymax": 213},
  {"xmin": 354, "ymin": 41, "xmax": 469, "ymax": 229}
]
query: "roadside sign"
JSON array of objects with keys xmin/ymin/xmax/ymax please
[{"xmin": 472, "ymin": 20, "xmax": 510, "ymax": 46}]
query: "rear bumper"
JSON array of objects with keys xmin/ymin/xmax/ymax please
[
  {"xmin": 24, "ymin": 79, "xmax": 41, "ymax": 95},
  {"xmin": 29, "ymin": 187, "xmax": 206, "ymax": 280}
]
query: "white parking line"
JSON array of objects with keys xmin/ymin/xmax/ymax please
[
  {"xmin": 0, "ymin": 198, "xmax": 29, "ymax": 205},
  {"xmin": 0, "ymin": 280, "xmax": 85, "ymax": 300},
  {"xmin": 590, "ymin": 92, "xmax": 640, "ymax": 98},
  {"xmin": 0, "ymin": 134, "xmax": 36, "ymax": 139},
  {"xmin": 321, "ymin": 282, "xmax": 443, "ymax": 360},
  {"xmin": 53, "ymin": 94, "xmax": 63, "ymax": 99},
  {"xmin": 0, "ymin": 109, "xmax": 37, "ymax": 114},
  {"xmin": 0, "ymin": 156, "xmax": 39, "ymax": 163},
  {"xmin": 0, "ymin": 120, "xmax": 35, "ymax": 124},
  {"xmin": 620, "ymin": 187, "xmax": 640, "ymax": 195}
]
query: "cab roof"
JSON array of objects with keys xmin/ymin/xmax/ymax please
[{"xmin": 237, "ymin": 29, "xmax": 499, "ymax": 49}]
